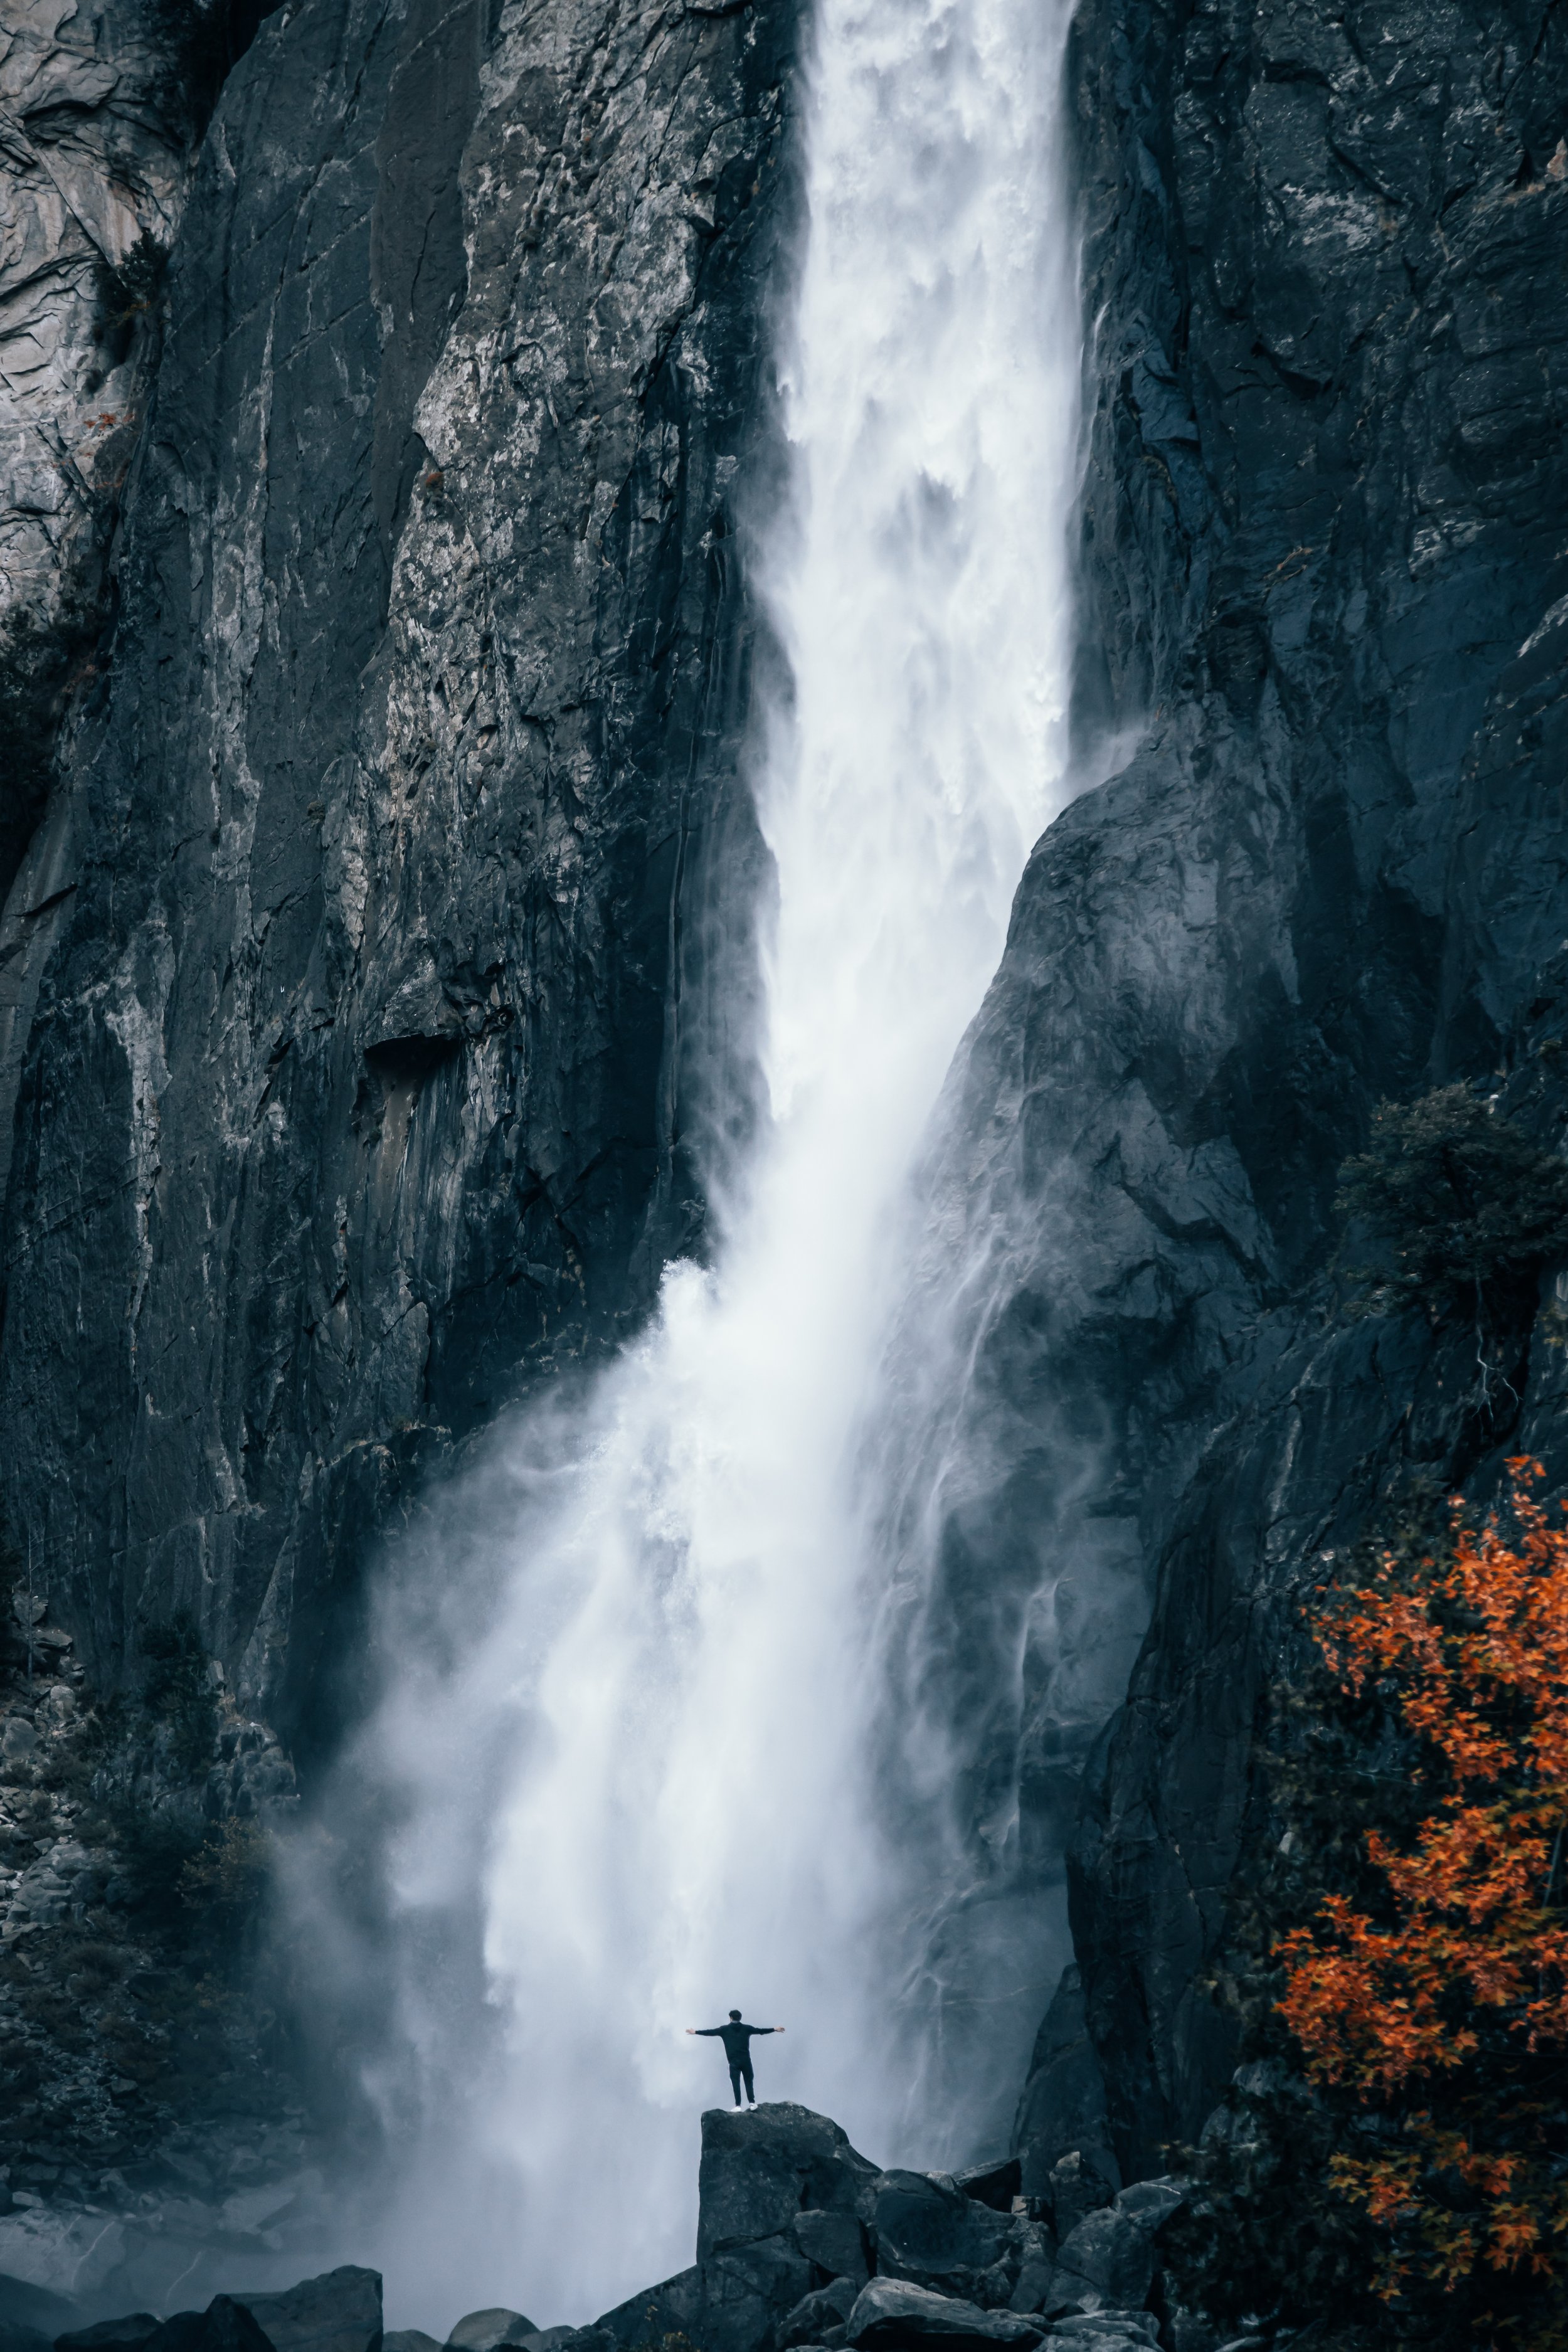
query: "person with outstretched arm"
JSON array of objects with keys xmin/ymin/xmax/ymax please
[{"xmin": 687, "ymin": 2010, "xmax": 785, "ymax": 2107}]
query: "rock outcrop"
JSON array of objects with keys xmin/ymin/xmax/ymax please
[
  {"xmin": 889, "ymin": 0, "xmax": 1568, "ymax": 2188},
  {"xmin": 0, "ymin": 0, "xmax": 797, "ymax": 1759},
  {"xmin": 22, "ymin": 2112, "xmax": 1182, "ymax": 2352}
]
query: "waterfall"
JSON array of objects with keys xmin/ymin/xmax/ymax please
[{"xmin": 317, "ymin": 0, "xmax": 1081, "ymax": 2325}]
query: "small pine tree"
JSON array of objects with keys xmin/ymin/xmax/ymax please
[{"xmin": 1336, "ymin": 1087, "xmax": 1568, "ymax": 1327}]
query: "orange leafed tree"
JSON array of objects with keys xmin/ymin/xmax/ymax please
[{"xmin": 1276, "ymin": 1459, "xmax": 1568, "ymax": 2319}]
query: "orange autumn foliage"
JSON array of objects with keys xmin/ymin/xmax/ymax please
[{"xmin": 1276, "ymin": 1459, "xmax": 1568, "ymax": 2309}]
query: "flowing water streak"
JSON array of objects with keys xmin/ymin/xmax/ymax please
[{"xmin": 346, "ymin": 0, "xmax": 1081, "ymax": 2325}]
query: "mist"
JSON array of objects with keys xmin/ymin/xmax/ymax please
[{"xmin": 295, "ymin": 0, "xmax": 1083, "ymax": 2327}]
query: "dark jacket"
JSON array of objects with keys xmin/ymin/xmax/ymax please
[{"xmin": 697, "ymin": 2021, "xmax": 775, "ymax": 2066}]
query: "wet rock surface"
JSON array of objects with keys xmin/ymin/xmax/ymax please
[{"xmin": 878, "ymin": 0, "xmax": 1568, "ymax": 2188}]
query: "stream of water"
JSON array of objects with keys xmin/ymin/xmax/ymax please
[{"xmin": 324, "ymin": 0, "xmax": 1081, "ymax": 2324}]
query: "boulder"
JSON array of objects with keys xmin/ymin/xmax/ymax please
[
  {"xmin": 1106, "ymin": 2185, "xmax": 1182, "ymax": 2232},
  {"xmin": 594, "ymin": 2270, "xmax": 701, "ymax": 2346},
  {"xmin": 1005, "ymin": 2227, "xmax": 1057, "ymax": 2318},
  {"xmin": 514, "ymin": 2336, "xmax": 576, "ymax": 2352},
  {"xmin": 445, "ymin": 2323, "xmax": 534, "ymax": 2352},
  {"xmin": 698, "ymin": 2109, "xmax": 879, "ymax": 2262},
  {"xmin": 1044, "ymin": 2320, "xmax": 1159, "ymax": 2349},
  {"xmin": 870, "ymin": 2176, "xmax": 996, "ymax": 2284},
  {"xmin": 383, "ymin": 2335, "xmax": 443, "ymax": 2352},
  {"xmin": 948, "ymin": 2163, "xmax": 1020, "ymax": 2216},
  {"xmin": 777, "ymin": 2279, "xmax": 861, "ymax": 2348},
  {"xmin": 1044, "ymin": 2185, "xmax": 1182, "ymax": 2319},
  {"xmin": 702, "ymin": 2241, "xmax": 813, "ymax": 2352},
  {"xmin": 1042, "ymin": 2158, "xmax": 1115, "ymax": 2249},
  {"xmin": 144, "ymin": 2315, "xmax": 208, "ymax": 2352},
  {"xmin": 691, "ymin": 2107, "xmax": 880, "ymax": 2352},
  {"xmin": 140, "ymin": 2309, "xmax": 273, "ymax": 2352},
  {"xmin": 233, "ymin": 2271, "xmax": 381, "ymax": 2352},
  {"xmin": 791, "ymin": 2213, "xmax": 868, "ymax": 2286},
  {"xmin": 56, "ymin": 2318, "xmax": 161, "ymax": 2352},
  {"xmin": 177, "ymin": 2307, "xmax": 273, "ymax": 2352},
  {"xmin": 845, "ymin": 2282, "xmax": 1041, "ymax": 2351}
]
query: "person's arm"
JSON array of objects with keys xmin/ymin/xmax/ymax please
[
  {"xmin": 689, "ymin": 2026, "xmax": 722, "ymax": 2036},
  {"xmin": 751, "ymin": 2026, "xmax": 779, "ymax": 2036}
]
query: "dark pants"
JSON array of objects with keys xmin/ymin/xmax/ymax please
[{"xmin": 729, "ymin": 2059, "xmax": 755, "ymax": 2106}]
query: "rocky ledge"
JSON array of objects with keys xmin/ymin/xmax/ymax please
[{"xmin": 1, "ymin": 2107, "xmax": 1217, "ymax": 2352}]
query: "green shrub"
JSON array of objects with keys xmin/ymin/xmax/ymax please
[{"xmin": 1335, "ymin": 1086, "xmax": 1568, "ymax": 1327}]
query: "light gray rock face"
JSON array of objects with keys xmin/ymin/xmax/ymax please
[
  {"xmin": 0, "ymin": 0, "xmax": 194, "ymax": 898},
  {"xmin": 0, "ymin": 0, "xmax": 798, "ymax": 1754}
]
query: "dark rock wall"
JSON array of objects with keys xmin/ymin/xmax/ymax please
[
  {"xmin": 1061, "ymin": 0, "xmax": 1568, "ymax": 2180},
  {"xmin": 0, "ymin": 0, "xmax": 797, "ymax": 1756},
  {"xmin": 4, "ymin": 0, "xmax": 1566, "ymax": 2212},
  {"xmin": 893, "ymin": 0, "xmax": 1568, "ymax": 2185}
]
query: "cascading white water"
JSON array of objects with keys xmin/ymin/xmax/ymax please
[{"xmin": 331, "ymin": 0, "xmax": 1081, "ymax": 2326}]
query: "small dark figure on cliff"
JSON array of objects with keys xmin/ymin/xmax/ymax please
[{"xmin": 687, "ymin": 2010, "xmax": 785, "ymax": 2107}]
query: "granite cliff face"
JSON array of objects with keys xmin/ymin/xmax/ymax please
[
  {"xmin": 2, "ymin": 0, "xmax": 1567, "ymax": 2252},
  {"xmin": 0, "ymin": 0, "xmax": 794, "ymax": 1757},
  {"xmin": 898, "ymin": 0, "xmax": 1568, "ymax": 2188}
]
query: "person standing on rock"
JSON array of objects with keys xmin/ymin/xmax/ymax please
[{"xmin": 687, "ymin": 2010, "xmax": 784, "ymax": 2107}]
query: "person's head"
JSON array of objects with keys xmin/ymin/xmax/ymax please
[{"xmin": 729, "ymin": 2009, "xmax": 741, "ymax": 2021}]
